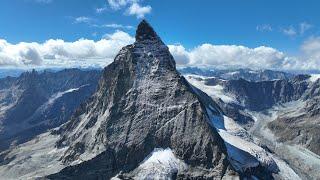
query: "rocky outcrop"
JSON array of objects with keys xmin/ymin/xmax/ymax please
[
  {"xmin": 223, "ymin": 78, "xmax": 309, "ymax": 111},
  {"xmin": 268, "ymin": 80, "xmax": 320, "ymax": 156},
  {"xmin": 0, "ymin": 69, "xmax": 101, "ymax": 151}
]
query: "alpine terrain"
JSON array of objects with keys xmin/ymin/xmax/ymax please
[
  {"xmin": 185, "ymin": 72, "xmax": 320, "ymax": 179},
  {"xmin": 0, "ymin": 69, "xmax": 101, "ymax": 152},
  {"xmin": 0, "ymin": 20, "xmax": 313, "ymax": 180}
]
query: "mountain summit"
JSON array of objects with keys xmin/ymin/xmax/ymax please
[{"xmin": 135, "ymin": 20, "xmax": 161, "ymax": 42}]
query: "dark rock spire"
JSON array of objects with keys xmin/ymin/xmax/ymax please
[{"xmin": 135, "ymin": 20, "xmax": 160, "ymax": 42}]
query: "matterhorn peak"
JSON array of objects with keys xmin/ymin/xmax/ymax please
[{"xmin": 135, "ymin": 19, "xmax": 161, "ymax": 42}]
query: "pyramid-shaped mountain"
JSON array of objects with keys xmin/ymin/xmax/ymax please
[{"xmin": 0, "ymin": 20, "xmax": 277, "ymax": 179}]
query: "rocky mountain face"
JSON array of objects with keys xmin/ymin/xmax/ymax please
[
  {"xmin": 186, "ymin": 73, "xmax": 320, "ymax": 179},
  {"xmin": 223, "ymin": 75, "xmax": 310, "ymax": 111},
  {"xmin": 268, "ymin": 79, "xmax": 320, "ymax": 156},
  {"xmin": 0, "ymin": 69, "xmax": 101, "ymax": 151},
  {"xmin": 48, "ymin": 20, "xmax": 238, "ymax": 179},
  {"xmin": 0, "ymin": 20, "xmax": 299, "ymax": 180}
]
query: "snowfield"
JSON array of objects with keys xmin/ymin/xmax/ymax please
[
  {"xmin": 185, "ymin": 75, "xmax": 238, "ymax": 104},
  {"xmin": 206, "ymin": 101, "xmax": 301, "ymax": 179},
  {"xmin": 112, "ymin": 148, "xmax": 188, "ymax": 179},
  {"xmin": 309, "ymin": 74, "xmax": 320, "ymax": 82},
  {"xmin": 206, "ymin": 106, "xmax": 276, "ymax": 173}
]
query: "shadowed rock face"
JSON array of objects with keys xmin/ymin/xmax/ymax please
[
  {"xmin": 223, "ymin": 78, "xmax": 309, "ymax": 111},
  {"xmin": 268, "ymin": 80, "xmax": 320, "ymax": 156},
  {"xmin": 135, "ymin": 20, "xmax": 162, "ymax": 42},
  {"xmin": 0, "ymin": 69, "xmax": 101, "ymax": 151},
  {"xmin": 46, "ymin": 20, "xmax": 252, "ymax": 179}
]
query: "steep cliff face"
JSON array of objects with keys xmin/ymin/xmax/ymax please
[
  {"xmin": 268, "ymin": 79, "xmax": 320, "ymax": 156},
  {"xmin": 223, "ymin": 77, "xmax": 309, "ymax": 111},
  {"xmin": 49, "ymin": 20, "xmax": 236, "ymax": 179}
]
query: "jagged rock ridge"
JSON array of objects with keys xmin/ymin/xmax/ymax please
[
  {"xmin": 0, "ymin": 69, "xmax": 101, "ymax": 152},
  {"xmin": 48, "ymin": 20, "xmax": 237, "ymax": 179}
]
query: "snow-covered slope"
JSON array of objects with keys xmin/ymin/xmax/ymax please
[
  {"xmin": 186, "ymin": 74, "xmax": 320, "ymax": 179},
  {"xmin": 185, "ymin": 75, "xmax": 238, "ymax": 104},
  {"xmin": 112, "ymin": 148, "xmax": 187, "ymax": 179},
  {"xmin": 206, "ymin": 106, "xmax": 301, "ymax": 179},
  {"xmin": 309, "ymin": 74, "xmax": 320, "ymax": 82}
]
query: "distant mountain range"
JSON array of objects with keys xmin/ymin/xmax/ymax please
[
  {"xmin": 179, "ymin": 67, "xmax": 296, "ymax": 82},
  {"xmin": 0, "ymin": 69, "xmax": 101, "ymax": 151}
]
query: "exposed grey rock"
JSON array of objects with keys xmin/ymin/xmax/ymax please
[
  {"xmin": 268, "ymin": 94, "xmax": 320, "ymax": 156},
  {"xmin": 223, "ymin": 78, "xmax": 309, "ymax": 111},
  {"xmin": 0, "ymin": 69, "xmax": 101, "ymax": 151},
  {"xmin": 48, "ymin": 20, "xmax": 240, "ymax": 179}
]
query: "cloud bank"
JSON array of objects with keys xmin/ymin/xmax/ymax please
[
  {"xmin": 168, "ymin": 38, "xmax": 320, "ymax": 71},
  {"xmin": 0, "ymin": 31, "xmax": 134, "ymax": 68},
  {"xmin": 1, "ymin": 31, "xmax": 320, "ymax": 71},
  {"xmin": 169, "ymin": 44, "xmax": 296, "ymax": 70}
]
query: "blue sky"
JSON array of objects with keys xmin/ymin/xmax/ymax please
[{"xmin": 0, "ymin": 0, "xmax": 320, "ymax": 71}]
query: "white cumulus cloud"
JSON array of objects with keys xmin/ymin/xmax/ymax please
[
  {"xmin": 299, "ymin": 22, "xmax": 313, "ymax": 35},
  {"xmin": 0, "ymin": 31, "xmax": 134, "ymax": 68},
  {"xmin": 168, "ymin": 40, "xmax": 320, "ymax": 71},
  {"xmin": 106, "ymin": 0, "xmax": 151, "ymax": 18},
  {"xmin": 100, "ymin": 23, "xmax": 133, "ymax": 29},
  {"xmin": 126, "ymin": 3, "xmax": 152, "ymax": 18},
  {"xmin": 107, "ymin": 0, "xmax": 135, "ymax": 10},
  {"xmin": 169, "ymin": 44, "xmax": 295, "ymax": 70}
]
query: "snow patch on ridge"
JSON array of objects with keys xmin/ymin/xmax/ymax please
[
  {"xmin": 206, "ymin": 107, "xmax": 277, "ymax": 173},
  {"xmin": 209, "ymin": 109, "xmax": 299, "ymax": 179},
  {"xmin": 27, "ymin": 85, "xmax": 89, "ymax": 123},
  {"xmin": 309, "ymin": 74, "xmax": 320, "ymax": 82},
  {"xmin": 46, "ymin": 85, "xmax": 88, "ymax": 106},
  {"xmin": 113, "ymin": 148, "xmax": 187, "ymax": 179},
  {"xmin": 185, "ymin": 75, "xmax": 237, "ymax": 104}
]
